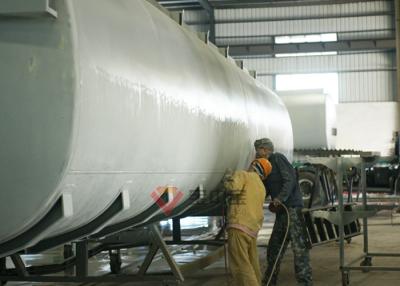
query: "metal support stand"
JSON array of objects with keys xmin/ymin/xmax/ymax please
[
  {"xmin": 395, "ymin": 0, "xmax": 400, "ymax": 101},
  {"xmin": 75, "ymin": 241, "xmax": 88, "ymax": 278},
  {"xmin": 0, "ymin": 254, "xmax": 29, "ymax": 285},
  {"xmin": 64, "ymin": 244, "xmax": 74, "ymax": 275},
  {"xmin": 0, "ymin": 258, "xmax": 6, "ymax": 286},
  {"xmin": 172, "ymin": 218, "xmax": 182, "ymax": 242},
  {"xmin": 361, "ymin": 161, "xmax": 369, "ymax": 263},
  {"xmin": 10, "ymin": 255, "xmax": 28, "ymax": 278},
  {"xmin": 0, "ymin": 221, "xmax": 226, "ymax": 284},
  {"xmin": 339, "ymin": 157, "xmax": 400, "ymax": 285},
  {"xmin": 139, "ymin": 224, "xmax": 185, "ymax": 282},
  {"xmin": 214, "ymin": 224, "xmax": 226, "ymax": 241},
  {"xmin": 109, "ymin": 249, "xmax": 122, "ymax": 274},
  {"xmin": 0, "ymin": 258, "xmax": 5, "ymax": 274},
  {"xmin": 0, "ymin": 184, "xmax": 228, "ymax": 286}
]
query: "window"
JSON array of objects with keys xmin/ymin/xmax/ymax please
[
  {"xmin": 275, "ymin": 73, "xmax": 339, "ymax": 103},
  {"xmin": 275, "ymin": 52, "xmax": 337, "ymax": 58},
  {"xmin": 274, "ymin": 33, "xmax": 338, "ymax": 58},
  {"xmin": 275, "ymin": 33, "xmax": 337, "ymax": 44}
]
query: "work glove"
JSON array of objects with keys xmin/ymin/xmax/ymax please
[
  {"xmin": 268, "ymin": 198, "xmax": 284, "ymax": 213},
  {"xmin": 272, "ymin": 198, "xmax": 281, "ymax": 207}
]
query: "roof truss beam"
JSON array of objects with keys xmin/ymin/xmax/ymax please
[{"xmin": 227, "ymin": 38, "xmax": 396, "ymax": 57}]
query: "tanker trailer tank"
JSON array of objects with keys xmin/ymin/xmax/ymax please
[{"xmin": 0, "ymin": 0, "xmax": 293, "ymax": 257}]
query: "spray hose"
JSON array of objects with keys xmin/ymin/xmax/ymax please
[
  {"xmin": 265, "ymin": 201, "xmax": 290, "ymax": 286},
  {"xmin": 221, "ymin": 189, "xmax": 291, "ymax": 286}
]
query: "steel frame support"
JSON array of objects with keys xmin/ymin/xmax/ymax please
[
  {"xmin": 0, "ymin": 222, "xmax": 226, "ymax": 284},
  {"xmin": 0, "ymin": 258, "xmax": 5, "ymax": 274},
  {"xmin": 186, "ymin": 12, "xmax": 393, "ymax": 26},
  {"xmin": 137, "ymin": 241, "xmax": 159, "ymax": 276},
  {"xmin": 338, "ymin": 157, "xmax": 400, "ymax": 285},
  {"xmin": 209, "ymin": 9, "xmax": 216, "ymax": 44},
  {"xmin": 0, "ymin": 182, "xmax": 224, "ymax": 286},
  {"xmin": 197, "ymin": 0, "xmax": 212, "ymax": 13},
  {"xmin": 149, "ymin": 224, "xmax": 184, "ymax": 282},
  {"xmin": 337, "ymin": 158, "xmax": 345, "ymax": 270},
  {"xmin": 361, "ymin": 161, "xmax": 369, "ymax": 257},
  {"xmin": 395, "ymin": 0, "xmax": 400, "ymax": 101},
  {"xmin": 75, "ymin": 241, "xmax": 88, "ymax": 278},
  {"xmin": 10, "ymin": 255, "xmax": 28, "ymax": 277},
  {"xmin": 227, "ymin": 38, "xmax": 396, "ymax": 57},
  {"xmin": 210, "ymin": 0, "xmax": 384, "ymax": 9},
  {"xmin": 0, "ymin": 224, "xmax": 188, "ymax": 283},
  {"xmin": 172, "ymin": 218, "xmax": 182, "ymax": 242},
  {"xmin": 197, "ymin": 0, "xmax": 215, "ymax": 43}
]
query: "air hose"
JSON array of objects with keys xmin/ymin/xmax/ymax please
[
  {"xmin": 222, "ymin": 184, "xmax": 291, "ymax": 286},
  {"xmin": 265, "ymin": 201, "xmax": 290, "ymax": 286}
]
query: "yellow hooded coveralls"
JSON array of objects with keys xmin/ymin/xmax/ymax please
[{"xmin": 224, "ymin": 171, "xmax": 266, "ymax": 286}]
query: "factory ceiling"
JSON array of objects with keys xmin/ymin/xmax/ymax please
[
  {"xmin": 155, "ymin": 0, "xmax": 395, "ymax": 54},
  {"xmin": 157, "ymin": 0, "xmax": 386, "ymax": 10}
]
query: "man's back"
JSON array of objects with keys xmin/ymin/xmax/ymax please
[
  {"xmin": 264, "ymin": 152, "xmax": 303, "ymax": 208},
  {"xmin": 224, "ymin": 170, "xmax": 266, "ymax": 233}
]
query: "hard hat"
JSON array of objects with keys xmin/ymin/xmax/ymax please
[{"xmin": 251, "ymin": 158, "xmax": 272, "ymax": 179}]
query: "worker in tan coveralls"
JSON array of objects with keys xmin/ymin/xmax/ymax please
[{"xmin": 223, "ymin": 158, "xmax": 272, "ymax": 286}]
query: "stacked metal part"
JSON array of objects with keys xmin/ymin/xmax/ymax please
[{"xmin": 0, "ymin": 0, "xmax": 293, "ymax": 257}]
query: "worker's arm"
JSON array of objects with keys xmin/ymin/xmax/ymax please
[
  {"xmin": 223, "ymin": 171, "xmax": 246, "ymax": 195},
  {"xmin": 275, "ymin": 155, "xmax": 296, "ymax": 203}
]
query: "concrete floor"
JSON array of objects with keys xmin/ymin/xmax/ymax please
[
  {"xmin": 167, "ymin": 210, "xmax": 400, "ymax": 286},
  {"xmin": 262, "ymin": 212, "xmax": 400, "ymax": 286},
  {"xmin": 6, "ymin": 210, "xmax": 400, "ymax": 286}
]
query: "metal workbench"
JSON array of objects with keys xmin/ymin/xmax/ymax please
[{"xmin": 336, "ymin": 157, "xmax": 400, "ymax": 286}]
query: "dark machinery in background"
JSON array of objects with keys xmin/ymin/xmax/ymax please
[
  {"xmin": 366, "ymin": 163, "xmax": 400, "ymax": 195},
  {"xmin": 299, "ymin": 160, "xmax": 400, "ymax": 201},
  {"xmin": 293, "ymin": 150, "xmax": 400, "ymax": 285},
  {"xmin": 296, "ymin": 164, "xmax": 361, "ymax": 246},
  {"xmin": 297, "ymin": 163, "xmax": 337, "ymax": 208},
  {"xmin": 334, "ymin": 161, "xmax": 400, "ymax": 197}
]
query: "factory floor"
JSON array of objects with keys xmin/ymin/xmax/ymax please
[
  {"xmin": 165, "ymin": 210, "xmax": 400, "ymax": 286},
  {"xmin": 257, "ymin": 210, "xmax": 400, "ymax": 286},
  {"xmin": 6, "ymin": 210, "xmax": 400, "ymax": 286}
]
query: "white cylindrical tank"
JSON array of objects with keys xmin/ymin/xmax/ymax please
[
  {"xmin": 279, "ymin": 90, "xmax": 337, "ymax": 150},
  {"xmin": 0, "ymin": 0, "xmax": 293, "ymax": 255}
]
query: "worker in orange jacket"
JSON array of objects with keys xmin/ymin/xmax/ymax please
[{"xmin": 223, "ymin": 158, "xmax": 272, "ymax": 286}]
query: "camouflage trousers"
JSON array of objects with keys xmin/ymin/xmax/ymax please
[{"xmin": 262, "ymin": 207, "xmax": 312, "ymax": 286}]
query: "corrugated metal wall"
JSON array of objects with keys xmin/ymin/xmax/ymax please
[
  {"xmin": 339, "ymin": 71, "xmax": 396, "ymax": 102},
  {"xmin": 214, "ymin": 0, "xmax": 394, "ymax": 46},
  {"xmin": 183, "ymin": 10, "xmax": 210, "ymax": 33},
  {"xmin": 243, "ymin": 51, "xmax": 396, "ymax": 102},
  {"xmin": 215, "ymin": 1, "xmax": 392, "ymax": 21},
  {"xmin": 185, "ymin": 0, "xmax": 396, "ymax": 103},
  {"xmin": 216, "ymin": 15, "xmax": 392, "ymax": 40},
  {"xmin": 243, "ymin": 52, "xmax": 395, "ymax": 74}
]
